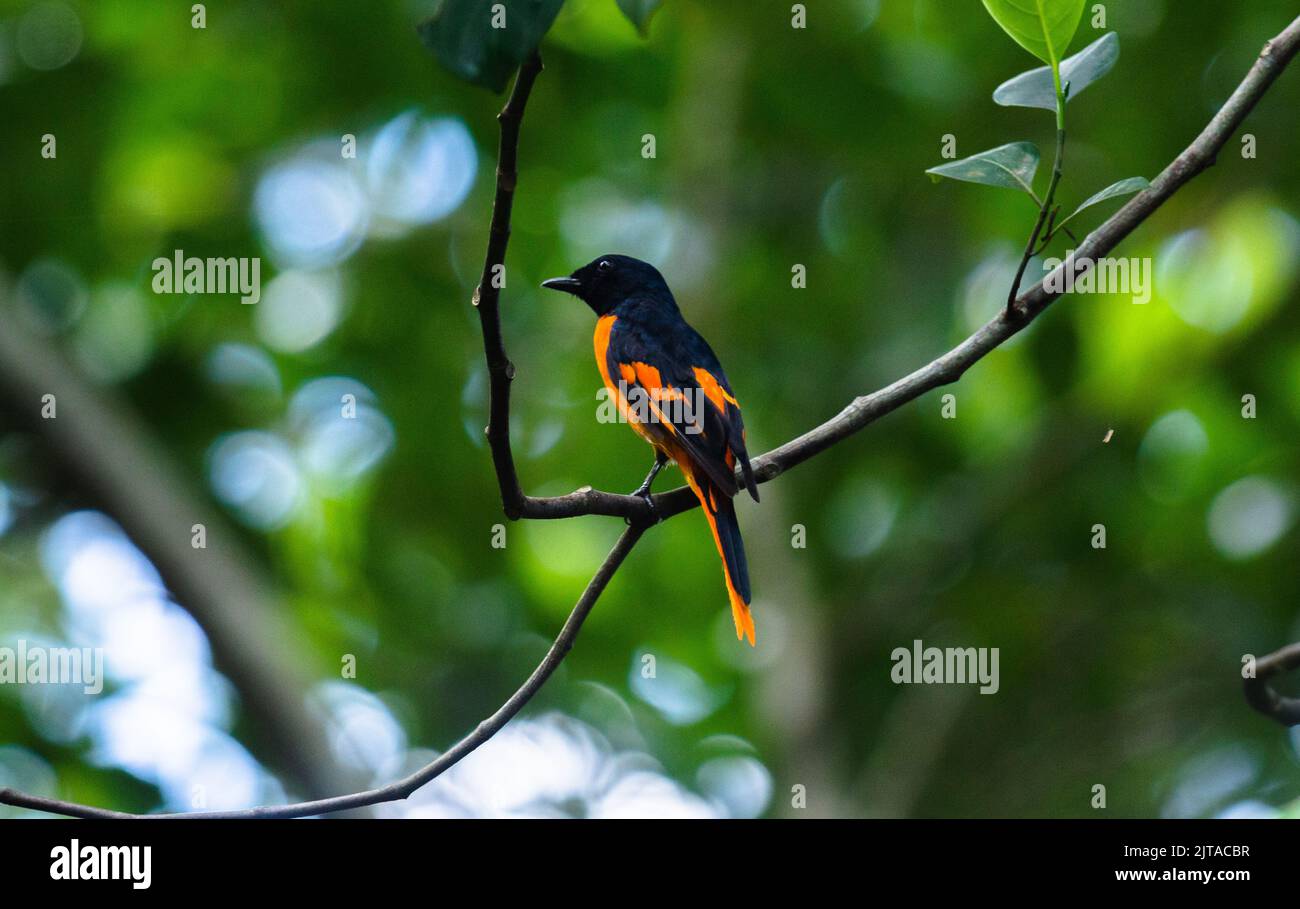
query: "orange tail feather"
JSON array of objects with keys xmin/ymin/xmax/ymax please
[{"xmin": 682, "ymin": 462, "xmax": 755, "ymax": 646}]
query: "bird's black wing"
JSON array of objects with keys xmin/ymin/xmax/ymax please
[{"xmin": 604, "ymin": 311, "xmax": 754, "ymax": 500}]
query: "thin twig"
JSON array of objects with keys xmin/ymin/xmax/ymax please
[
  {"xmin": 1033, "ymin": 205, "xmax": 1060, "ymax": 256},
  {"xmin": 1008, "ymin": 124, "xmax": 1066, "ymax": 313},
  {"xmin": 1244, "ymin": 642, "xmax": 1300, "ymax": 727},
  {"xmin": 477, "ymin": 51, "xmax": 543, "ymax": 520}
]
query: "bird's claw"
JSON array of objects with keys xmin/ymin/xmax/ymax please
[{"xmin": 626, "ymin": 487, "xmax": 660, "ymax": 525}]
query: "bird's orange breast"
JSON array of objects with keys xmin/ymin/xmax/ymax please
[
  {"xmin": 594, "ymin": 314, "xmax": 670, "ymax": 452},
  {"xmin": 593, "ymin": 314, "xmax": 617, "ymax": 391}
]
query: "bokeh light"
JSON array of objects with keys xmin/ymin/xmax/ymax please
[
  {"xmin": 1207, "ymin": 476, "xmax": 1294, "ymax": 560},
  {"xmin": 16, "ymin": 1, "xmax": 81, "ymax": 71}
]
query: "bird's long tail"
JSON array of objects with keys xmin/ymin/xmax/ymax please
[{"xmin": 683, "ymin": 465, "xmax": 754, "ymax": 646}]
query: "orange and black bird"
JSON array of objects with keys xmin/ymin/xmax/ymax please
[{"xmin": 542, "ymin": 255, "xmax": 761, "ymax": 644}]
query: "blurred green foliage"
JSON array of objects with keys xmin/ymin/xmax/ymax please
[{"xmin": 2, "ymin": 0, "xmax": 1300, "ymax": 818}]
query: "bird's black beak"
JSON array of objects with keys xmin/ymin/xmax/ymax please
[{"xmin": 541, "ymin": 276, "xmax": 582, "ymax": 295}]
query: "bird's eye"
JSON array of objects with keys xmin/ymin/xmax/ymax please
[{"xmin": 597, "ymin": 259, "xmax": 612, "ymax": 272}]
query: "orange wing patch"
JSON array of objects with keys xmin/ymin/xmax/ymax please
[
  {"xmin": 633, "ymin": 362, "xmax": 663, "ymax": 391},
  {"xmin": 625, "ymin": 361, "xmax": 682, "ymax": 436},
  {"xmin": 693, "ymin": 367, "xmax": 739, "ymax": 414}
]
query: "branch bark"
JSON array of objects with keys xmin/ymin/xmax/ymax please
[
  {"xmin": 1008, "ymin": 124, "xmax": 1066, "ymax": 310},
  {"xmin": 477, "ymin": 51, "xmax": 543, "ymax": 521},
  {"xmin": 1245, "ymin": 642, "xmax": 1300, "ymax": 727},
  {"xmin": 6, "ymin": 12, "xmax": 1300, "ymax": 819}
]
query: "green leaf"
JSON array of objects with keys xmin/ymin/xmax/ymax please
[
  {"xmin": 925, "ymin": 142, "xmax": 1041, "ymax": 197},
  {"xmin": 1058, "ymin": 176, "xmax": 1149, "ymax": 227},
  {"xmin": 417, "ymin": 0, "xmax": 565, "ymax": 93},
  {"xmin": 981, "ymin": 0, "xmax": 1085, "ymax": 66},
  {"xmin": 994, "ymin": 32, "xmax": 1119, "ymax": 110},
  {"xmin": 615, "ymin": 0, "xmax": 662, "ymax": 35}
]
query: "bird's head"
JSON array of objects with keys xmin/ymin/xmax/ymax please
[{"xmin": 541, "ymin": 254, "xmax": 672, "ymax": 315}]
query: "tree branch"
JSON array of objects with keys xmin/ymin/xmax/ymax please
[
  {"xmin": 477, "ymin": 51, "xmax": 543, "ymax": 521},
  {"xmin": 1008, "ymin": 124, "xmax": 1066, "ymax": 310},
  {"xmin": 515, "ymin": 13, "xmax": 1300, "ymax": 525},
  {"xmin": 7, "ymin": 12, "xmax": 1299, "ymax": 819},
  {"xmin": 1245, "ymin": 642, "xmax": 1300, "ymax": 727}
]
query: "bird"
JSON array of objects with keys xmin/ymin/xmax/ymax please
[{"xmin": 542, "ymin": 255, "xmax": 761, "ymax": 645}]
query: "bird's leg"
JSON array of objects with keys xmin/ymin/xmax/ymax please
[
  {"xmin": 632, "ymin": 450, "xmax": 668, "ymax": 498},
  {"xmin": 629, "ymin": 450, "xmax": 668, "ymax": 522}
]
